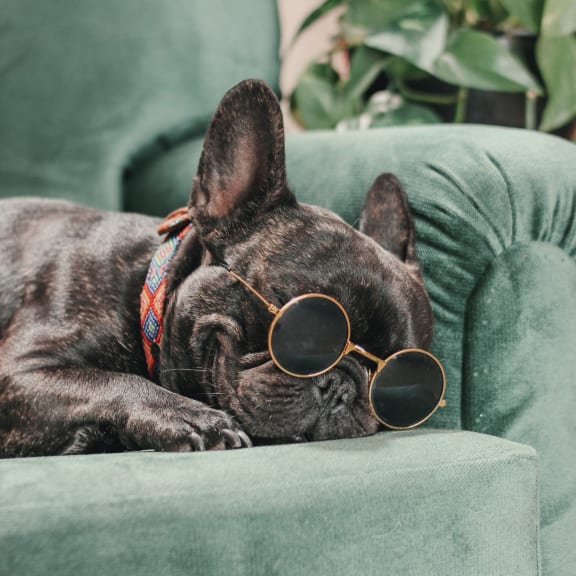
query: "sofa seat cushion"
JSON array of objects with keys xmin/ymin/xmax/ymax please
[{"xmin": 1, "ymin": 430, "xmax": 539, "ymax": 576}]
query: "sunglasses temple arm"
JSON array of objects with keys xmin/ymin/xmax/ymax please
[{"xmin": 226, "ymin": 270, "xmax": 280, "ymax": 315}]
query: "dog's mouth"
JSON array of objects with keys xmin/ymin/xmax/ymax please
[{"xmin": 210, "ymin": 344, "xmax": 379, "ymax": 443}]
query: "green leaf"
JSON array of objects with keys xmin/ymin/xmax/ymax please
[
  {"xmin": 499, "ymin": 0, "xmax": 544, "ymax": 32},
  {"xmin": 337, "ymin": 96, "xmax": 442, "ymax": 130},
  {"xmin": 344, "ymin": 46, "xmax": 390, "ymax": 99},
  {"xmin": 386, "ymin": 56, "xmax": 431, "ymax": 82},
  {"xmin": 433, "ymin": 29, "xmax": 543, "ymax": 93},
  {"xmin": 537, "ymin": 35, "xmax": 576, "ymax": 131},
  {"xmin": 344, "ymin": 0, "xmax": 424, "ymax": 31},
  {"xmin": 290, "ymin": 63, "xmax": 340, "ymax": 130},
  {"xmin": 369, "ymin": 102, "xmax": 442, "ymax": 127},
  {"xmin": 290, "ymin": 62, "xmax": 365, "ymax": 130},
  {"xmin": 541, "ymin": 0, "xmax": 576, "ymax": 37},
  {"xmin": 364, "ymin": 0, "xmax": 449, "ymax": 73},
  {"xmin": 292, "ymin": 0, "xmax": 344, "ymax": 41},
  {"xmin": 452, "ymin": 0, "xmax": 509, "ymax": 26}
]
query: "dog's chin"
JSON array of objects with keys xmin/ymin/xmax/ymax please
[{"xmin": 211, "ymin": 351, "xmax": 380, "ymax": 444}]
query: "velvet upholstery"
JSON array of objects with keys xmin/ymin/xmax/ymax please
[
  {"xmin": 0, "ymin": 0, "xmax": 279, "ymax": 209},
  {"xmin": 1, "ymin": 2, "xmax": 575, "ymax": 575},
  {"xmin": 1, "ymin": 431, "xmax": 540, "ymax": 576}
]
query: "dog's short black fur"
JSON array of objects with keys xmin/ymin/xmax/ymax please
[{"xmin": 0, "ymin": 80, "xmax": 433, "ymax": 457}]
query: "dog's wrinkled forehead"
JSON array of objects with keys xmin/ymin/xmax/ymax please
[
  {"xmin": 236, "ymin": 203, "xmax": 394, "ymax": 283},
  {"xmin": 224, "ymin": 209, "xmax": 402, "ymax": 331}
]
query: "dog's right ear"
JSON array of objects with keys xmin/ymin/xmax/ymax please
[
  {"xmin": 188, "ymin": 79, "xmax": 295, "ymax": 246},
  {"xmin": 360, "ymin": 173, "xmax": 422, "ymax": 275}
]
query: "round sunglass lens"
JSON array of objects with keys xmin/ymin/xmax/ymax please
[
  {"xmin": 370, "ymin": 350, "xmax": 444, "ymax": 429},
  {"xmin": 270, "ymin": 296, "xmax": 349, "ymax": 376}
]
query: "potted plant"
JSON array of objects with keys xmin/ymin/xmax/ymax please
[{"xmin": 289, "ymin": 0, "xmax": 576, "ymax": 138}]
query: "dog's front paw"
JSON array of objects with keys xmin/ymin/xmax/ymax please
[{"xmin": 121, "ymin": 393, "xmax": 252, "ymax": 452}]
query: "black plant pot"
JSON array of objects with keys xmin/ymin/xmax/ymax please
[
  {"xmin": 464, "ymin": 31, "xmax": 575, "ymax": 139},
  {"xmin": 464, "ymin": 32, "xmax": 541, "ymax": 128}
]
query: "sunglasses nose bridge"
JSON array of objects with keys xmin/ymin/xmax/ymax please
[{"xmin": 345, "ymin": 341, "xmax": 387, "ymax": 373}]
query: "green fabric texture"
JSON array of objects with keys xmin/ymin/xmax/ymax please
[
  {"xmin": 0, "ymin": 0, "xmax": 279, "ymax": 210},
  {"xmin": 463, "ymin": 242, "xmax": 576, "ymax": 576},
  {"xmin": 124, "ymin": 136, "xmax": 205, "ymax": 215},
  {"xmin": 0, "ymin": 430, "xmax": 540, "ymax": 576}
]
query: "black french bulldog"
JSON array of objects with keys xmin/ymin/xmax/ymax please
[{"xmin": 0, "ymin": 80, "xmax": 433, "ymax": 457}]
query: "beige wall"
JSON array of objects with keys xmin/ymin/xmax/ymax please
[{"xmin": 277, "ymin": 0, "xmax": 339, "ymax": 131}]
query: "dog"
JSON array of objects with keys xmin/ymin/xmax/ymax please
[{"xmin": 0, "ymin": 79, "xmax": 433, "ymax": 457}]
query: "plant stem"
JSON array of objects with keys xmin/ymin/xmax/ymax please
[
  {"xmin": 525, "ymin": 90, "xmax": 538, "ymax": 130},
  {"xmin": 453, "ymin": 88, "xmax": 468, "ymax": 123},
  {"xmin": 396, "ymin": 77, "xmax": 460, "ymax": 105}
]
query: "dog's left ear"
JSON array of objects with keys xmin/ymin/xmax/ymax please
[
  {"xmin": 189, "ymin": 79, "xmax": 295, "ymax": 244},
  {"xmin": 360, "ymin": 173, "xmax": 421, "ymax": 272}
]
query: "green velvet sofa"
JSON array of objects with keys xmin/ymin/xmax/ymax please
[{"xmin": 1, "ymin": 1, "xmax": 575, "ymax": 575}]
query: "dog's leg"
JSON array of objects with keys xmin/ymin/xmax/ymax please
[{"xmin": 0, "ymin": 368, "xmax": 250, "ymax": 457}]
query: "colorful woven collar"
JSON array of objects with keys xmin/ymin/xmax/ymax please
[{"xmin": 140, "ymin": 207, "xmax": 191, "ymax": 381}]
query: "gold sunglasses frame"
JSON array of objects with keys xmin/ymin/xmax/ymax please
[{"xmin": 227, "ymin": 269, "xmax": 446, "ymax": 430}]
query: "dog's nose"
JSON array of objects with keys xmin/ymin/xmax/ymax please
[{"xmin": 313, "ymin": 361, "xmax": 365, "ymax": 411}]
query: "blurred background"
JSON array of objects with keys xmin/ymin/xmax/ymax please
[
  {"xmin": 277, "ymin": 0, "xmax": 576, "ymax": 139},
  {"xmin": 278, "ymin": 0, "xmax": 338, "ymax": 132}
]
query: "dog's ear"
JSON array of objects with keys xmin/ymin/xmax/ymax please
[
  {"xmin": 189, "ymin": 79, "xmax": 295, "ymax": 244},
  {"xmin": 360, "ymin": 173, "xmax": 419, "ymax": 268}
]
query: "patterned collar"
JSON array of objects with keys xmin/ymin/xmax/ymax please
[{"xmin": 140, "ymin": 207, "xmax": 191, "ymax": 381}]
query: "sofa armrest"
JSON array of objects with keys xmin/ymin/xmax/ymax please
[
  {"xmin": 284, "ymin": 125, "xmax": 576, "ymax": 575},
  {"xmin": 285, "ymin": 126, "xmax": 576, "ymax": 429},
  {"xmin": 0, "ymin": 430, "xmax": 539, "ymax": 576}
]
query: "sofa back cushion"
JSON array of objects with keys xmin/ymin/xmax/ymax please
[{"xmin": 0, "ymin": 0, "xmax": 280, "ymax": 209}]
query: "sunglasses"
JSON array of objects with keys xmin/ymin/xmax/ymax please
[{"xmin": 222, "ymin": 264, "xmax": 446, "ymax": 430}]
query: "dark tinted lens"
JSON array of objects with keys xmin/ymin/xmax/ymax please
[
  {"xmin": 270, "ymin": 296, "xmax": 349, "ymax": 376},
  {"xmin": 370, "ymin": 350, "xmax": 444, "ymax": 429}
]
